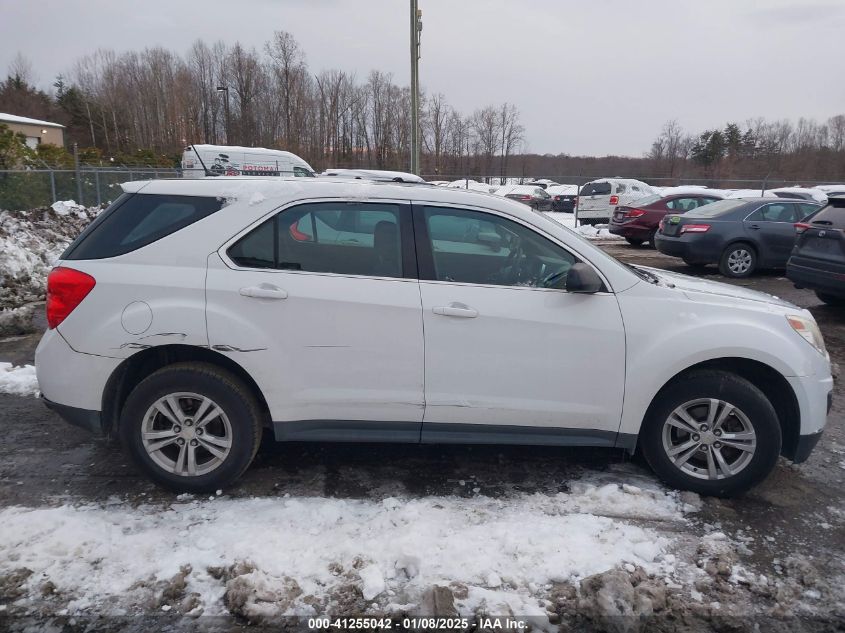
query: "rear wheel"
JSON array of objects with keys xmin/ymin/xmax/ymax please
[
  {"xmin": 119, "ymin": 362, "xmax": 263, "ymax": 492},
  {"xmin": 625, "ymin": 237, "xmax": 644, "ymax": 247},
  {"xmin": 816, "ymin": 291, "xmax": 845, "ymax": 306},
  {"xmin": 719, "ymin": 243, "xmax": 756, "ymax": 278},
  {"xmin": 640, "ymin": 370, "xmax": 781, "ymax": 497},
  {"xmin": 647, "ymin": 229, "xmax": 658, "ymax": 248}
]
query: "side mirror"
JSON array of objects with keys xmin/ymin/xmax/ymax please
[{"xmin": 565, "ymin": 263, "xmax": 603, "ymax": 293}]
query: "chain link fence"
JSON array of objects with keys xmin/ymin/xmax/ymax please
[
  {"xmin": 0, "ymin": 167, "xmax": 181, "ymax": 211},
  {"xmin": 1, "ymin": 167, "xmax": 841, "ymax": 211}
]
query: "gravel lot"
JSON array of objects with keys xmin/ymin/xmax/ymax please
[{"xmin": 0, "ymin": 241, "xmax": 843, "ymax": 631}]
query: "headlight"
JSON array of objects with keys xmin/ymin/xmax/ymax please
[{"xmin": 787, "ymin": 315, "xmax": 827, "ymax": 357}]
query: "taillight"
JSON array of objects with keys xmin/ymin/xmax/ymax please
[
  {"xmin": 794, "ymin": 222, "xmax": 811, "ymax": 234},
  {"xmin": 680, "ymin": 224, "xmax": 711, "ymax": 234},
  {"xmin": 626, "ymin": 209, "xmax": 646, "ymax": 218},
  {"xmin": 609, "ymin": 195, "xmax": 619, "ymax": 205},
  {"xmin": 658, "ymin": 218, "xmax": 666, "ymax": 231},
  {"xmin": 520, "ymin": 195, "xmax": 532, "ymax": 201},
  {"xmin": 554, "ymin": 196, "xmax": 562, "ymax": 201},
  {"xmin": 46, "ymin": 267, "xmax": 96, "ymax": 329}
]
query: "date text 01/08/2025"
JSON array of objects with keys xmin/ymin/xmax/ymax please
[{"xmin": 307, "ymin": 617, "xmax": 528, "ymax": 630}]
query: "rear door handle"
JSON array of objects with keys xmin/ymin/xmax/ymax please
[
  {"xmin": 432, "ymin": 303, "xmax": 478, "ymax": 318},
  {"xmin": 749, "ymin": 224, "xmax": 761, "ymax": 230},
  {"xmin": 239, "ymin": 284, "xmax": 288, "ymax": 300}
]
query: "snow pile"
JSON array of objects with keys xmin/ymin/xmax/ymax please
[
  {"xmin": 545, "ymin": 212, "xmax": 624, "ymax": 241},
  {"xmin": 0, "ymin": 362, "xmax": 38, "ymax": 396},
  {"xmin": 0, "ymin": 304, "xmax": 38, "ymax": 336},
  {"xmin": 0, "ymin": 482, "xmax": 691, "ymax": 619},
  {"xmin": 0, "ymin": 202, "xmax": 101, "ymax": 308},
  {"xmin": 50, "ymin": 200, "xmax": 89, "ymax": 218}
]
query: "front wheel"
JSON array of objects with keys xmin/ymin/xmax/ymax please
[
  {"xmin": 640, "ymin": 370, "xmax": 781, "ymax": 497},
  {"xmin": 719, "ymin": 243, "xmax": 756, "ymax": 278},
  {"xmin": 119, "ymin": 362, "xmax": 264, "ymax": 492},
  {"xmin": 816, "ymin": 291, "xmax": 845, "ymax": 306}
]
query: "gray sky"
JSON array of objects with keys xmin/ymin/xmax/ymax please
[{"xmin": 2, "ymin": 0, "xmax": 844, "ymax": 156}]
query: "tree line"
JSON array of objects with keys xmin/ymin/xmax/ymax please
[{"xmin": 0, "ymin": 36, "xmax": 524, "ymax": 178}]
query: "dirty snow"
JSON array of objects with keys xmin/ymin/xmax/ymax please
[
  {"xmin": 0, "ymin": 201, "xmax": 102, "ymax": 308},
  {"xmin": 0, "ymin": 362, "xmax": 38, "ymax": 396},
  {"xmin": 0, "ymin": 482, "xmax": 691, "ymax": 619}
]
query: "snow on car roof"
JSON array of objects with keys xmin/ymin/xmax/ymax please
[
  {"xmin": 546, "ymin": 184, "xmax": 579, "ymax": 195},
  {"xmin": 495, "ymin": 184, "xmax": 544, "ymax": 196}
]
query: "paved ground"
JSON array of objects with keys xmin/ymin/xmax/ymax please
[{"xmin": 1, "ymin": 243, "xmax": 844, "ymax": 630}]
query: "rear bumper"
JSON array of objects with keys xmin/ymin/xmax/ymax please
[
  {"xmin": 786, "ymin": 260, "xmax": 845, "ymax": 297},
  {"xmin": 609, "ymin": 222, "xmax": 653, "ymax": 239},
  {"xmin": 654, "ymin": 234, "xmax": 720, "ymax": 263},
  {"xmin": 42, "ymin": 396, "xmax": 104, "ymax": 435}
]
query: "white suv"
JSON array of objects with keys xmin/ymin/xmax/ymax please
[
  {"xmin": 35, "ymin": 178, "xmax": 832, "ymax": 495},
  {"xmin": 577, "ymin": 178, "xmax": 657, "ymax": 224}
]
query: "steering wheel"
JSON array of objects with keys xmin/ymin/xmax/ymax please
[
  {"xmin": 541, "ymin": 267, "xmax": 569, "ymax": 289},
  {"xmin": 486, "ymin": 238, "xmax": 524, "ymax": 285}
]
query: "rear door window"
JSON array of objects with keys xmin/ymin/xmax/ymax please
[
  {"xmin": 62, "ymin": 193, "xmax": 224, "ymax": 260},
  {"xmin": 228, "ymin": 202, "xmax": 406, "ymax": 279},
  {"xmin": 746, "ymin": 203, "xmax": 799, "ymax": 223}
]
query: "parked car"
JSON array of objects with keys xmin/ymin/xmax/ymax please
[
  {"xmin": 525, "ymin": 179, "xmax": 560, "ymax": 190},
  {"xmin": 655, "ymin": 198, "xmax": 822, "ymax": 277},
  {"xmin": 36, "ymin": 177, "xmax": 830, "ymax": 496},
  {"xmin": 320, "ymin": 168, "xmax": 426, "ymax": 183},
  {"xmin": 577, "ymin": 178, "xmax": 657, "ymax": 225},
  {"xmin": 182, "ymin": 144, "xmax": 315, "ymax": 178},
  {"xmin": 547, "ymin": 184, "xmax": 579, "ymax": 213},
  {"xmin": 610, "ymin": 193, "xmax": 724, "ymax": 246},
  {"xmin": 496, "ymin": 185, "xmax": 552, "ymax": 211},
  {"xmin": 769, "ymin": 187, "xmax": 828, "ymax": 203},
  {"xmin": 787, "ymin": 194, "xmax": 845, "ymax": 305}
]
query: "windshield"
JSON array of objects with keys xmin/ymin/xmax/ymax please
[{"xmin": 682, "ymin": 199, "xmax": 747, "ymax": 218}]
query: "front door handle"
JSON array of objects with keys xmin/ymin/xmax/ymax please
[
  {"xmin": 748, "ymin": 224, "xmax": 761, "ymax": 230},
  {"xmin": 432, "ymin": 303, "xmax": 478, "ymax": 318},
  {"xmin": 239, "ymin": 284, "xmax": 288, "ymax": 300}
]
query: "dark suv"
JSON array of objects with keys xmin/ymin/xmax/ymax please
[{"xmin": 787, "ymin": 194, "xmax": 845, "ymax": 305}]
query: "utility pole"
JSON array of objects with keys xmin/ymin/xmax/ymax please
[
  {"xmin": 410, "ymin": 1, "xmax": 422, "ymax": 175},
  {"xmin": 216, "ymin": 85, "xmax": 231, "ymax": 144}
]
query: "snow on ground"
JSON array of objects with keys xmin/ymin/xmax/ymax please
[
  {"xmin": 0, "ymin": 362, "xmax": 38, "ymax": 396},
  {"xmin": 0, "ymin": 482, "xmax": 693, "ymax": 620},
  {"xmin": 0, "ymin": 201, "xmax": 102, "ymax": 309}
]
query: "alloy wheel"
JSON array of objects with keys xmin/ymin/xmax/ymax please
[
  {"xmin": 661, "ymin": 398, "xmax": 757, "ymax": 480},
  {"xmin": 141, "ymin": 392, "xmax": 232, "ymax": 477}
]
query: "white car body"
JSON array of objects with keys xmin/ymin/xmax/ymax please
[
  {"xmin": 35, "ymin": 177, "xmax": 831, "ymax": 491},
  {"xmin": 182, "ymin": 144, "xmax": 315, "ymax": 179},
  {"xmin": 577, "ymin": 178, "xmax": 658, "ymax": 222}
]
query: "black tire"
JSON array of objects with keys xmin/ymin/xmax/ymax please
[
  {"xmin": 719, "ymin": 242, "xmax": 757, "ymax": 278},
  {"xmin": 647, "ymin": 229, "xmax": 658, "ymax": 248},
  {"xmin": 119, "ymin": 362, "xmax": 264, "ymax": 493},
  {"xmin": 683, "ymin": 259, "xmax": 707, "ymax": 269},
  {"xmin": 815, "ymin": 291, "xmax": 845, "ymax": 306},
  {"xmin": 625, "ymin": 238, "xmax": 644, "ymax": 247},
  {"xmin": 639, "ymin": 370, "xmax": 781, "ymax": 497}
]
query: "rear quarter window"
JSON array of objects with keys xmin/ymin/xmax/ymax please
[{"xmin": 62, "ymin": 193, "xmax": 223, "ymax": 260}]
